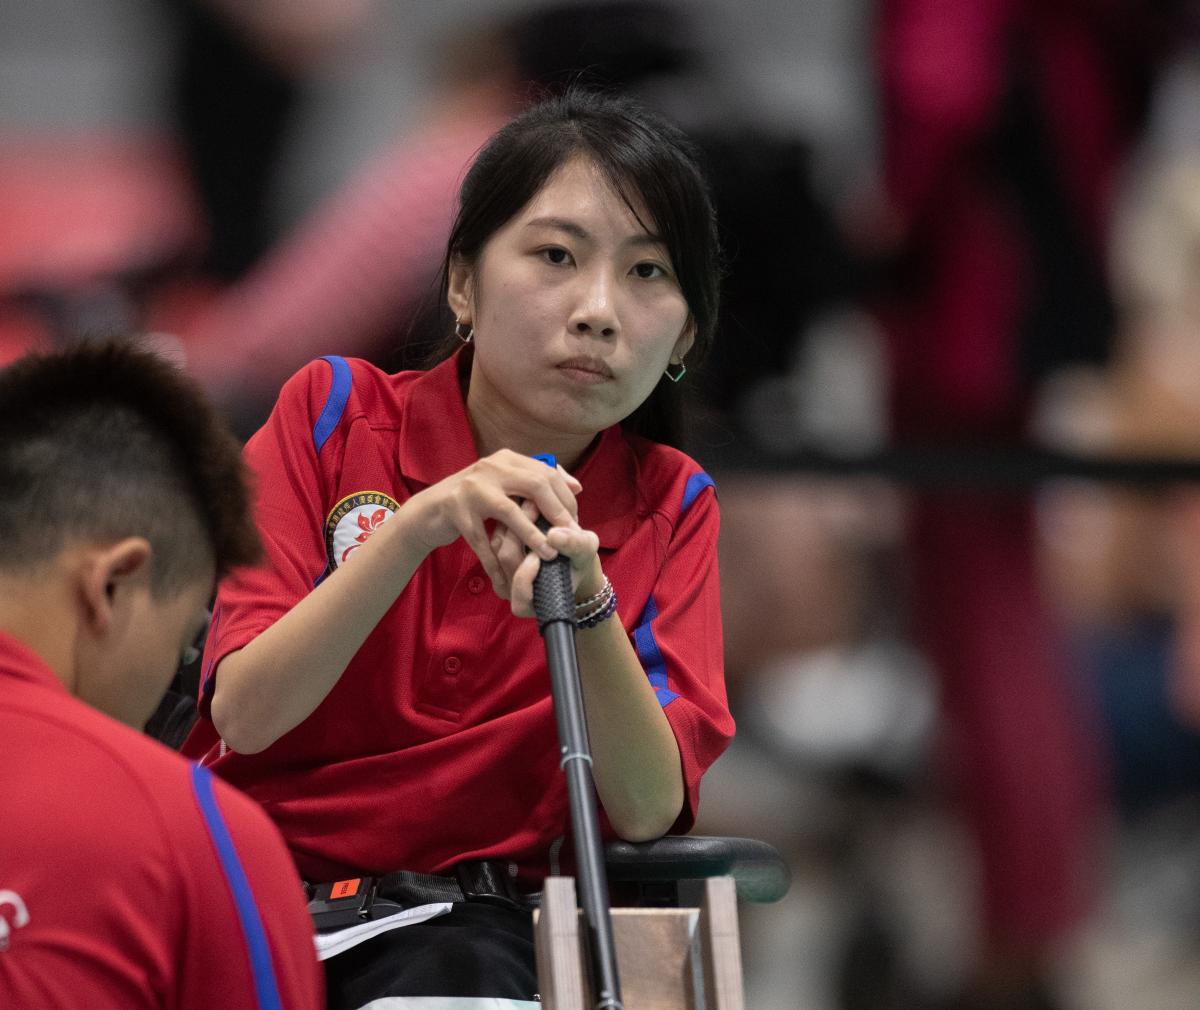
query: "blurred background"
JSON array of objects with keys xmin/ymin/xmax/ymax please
[{"xmin": 5, "ymin": 0, "xmax": 1200, "ymax": 1007}]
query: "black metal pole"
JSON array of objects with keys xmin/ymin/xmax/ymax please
[{"xmin": 533, "ymin": 534, "xmax": 623, "ymax": 1010}]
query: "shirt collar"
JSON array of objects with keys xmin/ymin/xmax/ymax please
[
  {"xmin": 398, "ymin": 351, "xmax": 640, "ymax": 549},
  {"xmin": 399, "ymin": 351, "xmax": 480, "ymax": 489}
]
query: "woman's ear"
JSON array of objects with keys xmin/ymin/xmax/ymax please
[
  {"xmin": 447, "ymin": 255, "xmax": 475, "ymax": 324},
  {"xmin": 78, "ymin": 538, "xmax": 153, "ymax": 635},
  {"xmin": 671, "ymin": 318, "xmax": 696, "ymax": 365}
]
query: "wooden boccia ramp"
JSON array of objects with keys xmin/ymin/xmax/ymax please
[{"xmin": 534, "ymin": 836, "xmax": 790, "ymax": 1010}]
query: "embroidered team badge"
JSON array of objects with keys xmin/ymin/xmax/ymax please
[{"xmin": 325, "ymin": 491, "xmax": 399, "ymax": 568}]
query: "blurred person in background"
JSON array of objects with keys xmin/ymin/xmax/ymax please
[
  {"xmin": 0, "ymin": 0, "xmax": 368, "ymax": 364},
  {"xmin": 0, "ymin": 0, "xmax": 200, "ymax": 361},
  {"xmin": 1025, "ymin": 36, "xmax": 1200, "ymax": 1009},
  {"xmin": 1036, "ymin": 34, "xmax": 1200, "ymax": 793},
  {"xmin": 1104, "ymin": 43, "xmax": 1200, "ymax": 737},
  {"xmin": 870, "ymin": 1, "xmax": 1181, "ymax": 1008},
  {"xmin": 173, "ymin": 0, "xmax": 376, "ymax": 282}
]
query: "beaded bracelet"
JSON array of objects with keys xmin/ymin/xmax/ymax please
[
  {"xmin": 575, "ymin": 576, "xmax": 618, "ymax": 629},
  {"xmin": 573, "ymin": 576, "xmax": 612, "ymax": 615}
]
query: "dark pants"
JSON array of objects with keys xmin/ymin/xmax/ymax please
[{"xmin": 323, "ymin": 903, "xmax": 538, "ymax": 1009}]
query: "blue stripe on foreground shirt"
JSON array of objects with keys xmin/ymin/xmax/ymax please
[
  {"xmin": 633, "ymin": 595, "xmax": 679, "ymax": 707},
  {"xmin": 312, "ymin": 355, "xmax": 353, "ymax": 453},
  {"xmin": 190, "ymin": 764, "xmax": 284, "ymax": 1010},
  {"xmin": 681, "ymin": 471, "xmax": 714, "ymax": 514}
]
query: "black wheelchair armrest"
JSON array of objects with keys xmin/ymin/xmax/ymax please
[{"xmin": 604, "ymin": 835, "xmax": 790, "ymax": 904}]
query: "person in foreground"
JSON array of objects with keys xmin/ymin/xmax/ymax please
[
  {"xmin": 182, "ymin": 89, "xmax": 734, "ymax": 1007},
  {"xmin": 0, "ymin": 342, "xmax": 323, "ymax": 1009}
]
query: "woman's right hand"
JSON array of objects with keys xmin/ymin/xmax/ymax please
[{"xmin": 404, "ymin": 449, "xmax": 582, "ymax": 591}]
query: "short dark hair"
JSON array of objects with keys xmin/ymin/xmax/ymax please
[
  {"xmin": 0, "ymin": 340, "xmax": 261, "ymax": 594},
  {"xmin": 436, "ymin": 88, "xmax": 721, "ymax": 446}
]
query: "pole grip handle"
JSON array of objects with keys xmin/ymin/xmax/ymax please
[
  {"xmin": 532, "ymin": 517, "xmax": 574, "ymax": 629},
  {"xmin": 529, "ymin": 454, "xmax": 575, "ymax": 630}
]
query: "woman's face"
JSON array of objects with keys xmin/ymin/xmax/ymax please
[{"xmin": 449, "ymin": 155, "xmax": 693, "ymax": 456}]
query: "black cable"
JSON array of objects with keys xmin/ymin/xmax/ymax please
[{"xmin": 698, "ymin": 443, "xmax": 1200, "ymax": 489}]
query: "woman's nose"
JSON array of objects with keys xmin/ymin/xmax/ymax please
[{"xmin": 569, "ymin": 269, "xmax": 619, "ymax": 337}]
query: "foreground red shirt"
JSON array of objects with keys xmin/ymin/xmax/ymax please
[
  {"xmin": 0, "ymin": 632, "xmax": 322, "ymax": 1010},
  {"xmin": 183, "ymin": 352, "xmax": 733, "ymax": 883}
]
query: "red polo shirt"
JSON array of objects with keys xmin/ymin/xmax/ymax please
[
  {"xmin": 182, "ymin": 352, "xmax": 733, "ymax": 884},
  {"xmin": 0, "ymin": 632, "xmax": 322, "ymax": 1010}
]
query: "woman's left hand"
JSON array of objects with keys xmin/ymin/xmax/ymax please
[{"xmin": 493, "ymin": 498, "xmax": 603, "ymax": 617}]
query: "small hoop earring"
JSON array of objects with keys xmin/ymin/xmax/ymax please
[
  {"xmin": 454, "ymin": 320, "xmax": 474, "ymax": 344},
  {"xmin": 664, "ymin": 360, "xmax": 686, "ymax": 383}
]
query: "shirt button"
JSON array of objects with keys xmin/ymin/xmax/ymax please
[
  {"xmin": 444, "ymin": 656, "xmax": 462, "ymax": 674},
  {"xmin": 467, "ymin": 576, "xmax": 486, "ymax": 595}
]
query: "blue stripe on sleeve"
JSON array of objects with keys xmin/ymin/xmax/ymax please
[
  {"xmin": 681, "ymin": 471, "xmax": 715, "ymax": 514},
  {"xmin": 632, "ymin": 596, "xmax": 679, "ymax": 707},
  {"xmin": 190, "ymin": 764, "xmax": 284, "ymax": 1010},
  {"xmin": 312, "ymin": 355, "xmax": 352, "ymax": 453}
]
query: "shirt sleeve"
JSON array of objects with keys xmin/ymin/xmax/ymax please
[
  {"xmin": 196, "ymin": 360, "xmax": 338, "ymax": 717},
  {"xmin": 631, "ymin": 480, "xmax": 734, "ymax": 831}
]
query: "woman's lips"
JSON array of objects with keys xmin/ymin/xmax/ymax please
[{"xmin": 557, "ymin": 358, "xmax": 613, "ymax": 384}]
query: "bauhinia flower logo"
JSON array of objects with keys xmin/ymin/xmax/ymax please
[
  {"xmin": 345, "ymin": 508, "xmax": 391, "ymax": 561},
  {"xmin": 325, "ymin": 492, "xmax": 400, "ymax": 570}
]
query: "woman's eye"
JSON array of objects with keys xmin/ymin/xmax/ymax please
[
  {"xmin": 541, "ymin": 247, "xmax": 571, "ymax": 266},
  {"xmin": 632, "ymin": 262, "xmax": 666, "ymax": 279}
]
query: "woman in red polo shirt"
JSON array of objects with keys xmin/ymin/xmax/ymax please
[{"xmin": 183, "ymin": 89, "xmax": 732, "ymax": 1006}]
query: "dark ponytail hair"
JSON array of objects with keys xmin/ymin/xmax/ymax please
[{"xmin": 431, "ymin": 88, "xmax": 721, "ymax": 447}]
